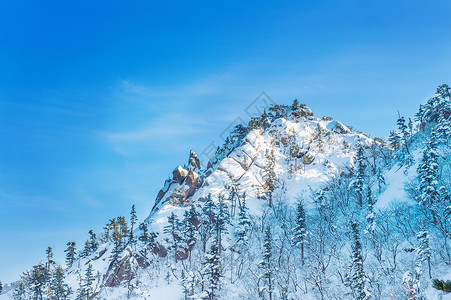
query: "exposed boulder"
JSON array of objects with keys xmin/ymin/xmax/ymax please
[
  {"xmin": 188, "ymin": 150, "xmax": 201, "ymax": 170},
  {"xmin": 152, "ymin": 243, "xmax": 168, "ymax": 258},
  {"xmin": 185, "ymin": 169, "xmax": 199, "ymax": 188},
  {"xmin": 326, "ymin": 120, "xmax": 350, "ymax": 134},
  {"xmin": 173, "ymin": 166, "xmax": 188, "ymax": 185},
  {"xmin": 104, "ymin": 254, "xmax": 134, "ymax": 287}
]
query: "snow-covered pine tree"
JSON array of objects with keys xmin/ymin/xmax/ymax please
[
  {"xmin": 216, "ymin": 194, "xmax": 230, "ymax": 255},
  {"xmin": 64, "ymin": 241, "xmax": 76, "ymax": 268},
  {"xmin": 46, "ymin": 246, "xmax": 54, "ymax": 270},
  {"xmin": 138, "ymin": 221, "xmax": 157, "ymax": 257},
  {"xmin": 182, "ymin": 206, "xmax": 198, "ymax": 262},
  {"xmin": 179, "ymin": 269, "xmax": 190, "ymax": 300},
  {"xmin": 394, "ymin": 115, "xmax": 414, "ymax": 166},
  {"xmin": 292, "ymin": 98, "xmax": 300, "ymax": 110},
  {"xmin": 30, "ymin": 263, "xmax": 49, "ymax": 300},
  {"xmin": 111, "ymin": 218, "xmax": 123, "ymax": 265},
  {"xmin": 263, "ymin": 150, "xmax": 277, "ymax": 207},
  {"xmin": 259, "ymin": 226, "xmax": 274, "ymax": 300},
  {"xmin": 51, "ymin": 266, "xmax": 72, "ymax": 300},
  {"xmin": 138, "ymin": 221, "xmax": 149, "ymax": 243},
  {"xmin": 436, "ymin": 84, "xmax": 451, "ymax": 101},
  {"xmin": 417, "ymin": 130, "xmax": 441, "ymax": 222},
  {"xmin": 75, "ymin": 274, "xmax": 86, "ymax": 300},
  {"xmin": 403, "ymin": 226, "xmax": 429, "ymax": 300},
  {"xmin": 352, "ymin": 144, "xmax": 366, "ymax": 208},
  {"xmin": 376, "ymin": 168, "xmax": 385, "ymax": 194},
  {"xmin": 365, "ymin": 187, "xmax": 376, "ymax": 235},
  {"xmin": 416, "ymin": 225, "xmax": 432, "ymax": 279},
  {"xmin": 118, "ymin": 216, "xmax": 129, "ymax": 242},
  {"xmin": 397, "ymin": 115, "xmax": 411, "ymax": 154},
  {"xmin": 349, "ymin": 221, "xmax": 370, "ymax": 300},
  {"xmin": 88, "ymin": 230, "xmax": 98, "ymax": 253},
  {"xmin": 200, "ymin": 194, "xmax": 216, "ymax": 253},
  {"xmin": 124, "ymin": 258, "xmax": 135, "ymax": 299},
  {"xmin": 399, "ymin": 224, "xmax": 431, "ymax": 299},
  {"xmin": 129, "ymin": 204, "xmax": 138, "ymax": 244},
  {"xmin": 388, "ymin": 130, "xmax": 401, "ymax": 151},
  {"xmin": 80, "ymin": 240, "xmax": 90, "ymax": 258},
  {"xmin": 202, "ymin": 237, "xmax": 222, "ymax": 300},
  {"xmin": 292, "ymin": 200, "xmax": 307, "ymax": 266},
  {"xmin": 84, "ymin": 263, "xmax": 95, "ymax": 300},
  {"xmin": 13, "ymin": 282, "xmax": 26, "ymax": 300},
  {"xmin": 227, "ymin": 173, "xmax": 241, "ymax": 217},
  {"xmin": 235, "ymin": 194, "xmax": 251, "ymax": 246},
  {"xmin": 164, "ymin": 212, "xmax": 182, "ymax": 263},
  {"xmin": 437, "ymin": 113, "xmax": 451, "ymax": 145}
]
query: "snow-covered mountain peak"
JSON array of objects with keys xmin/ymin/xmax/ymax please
[{"xmin": 147, "ymin": 103, "xmax": 378, "ymax": 226}]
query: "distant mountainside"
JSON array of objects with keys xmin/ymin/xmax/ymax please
[{"xmin": 2, "ymin": 85, "xmax": 451, "ymax": 300}]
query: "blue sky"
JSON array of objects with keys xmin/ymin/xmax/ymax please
[{"xmin": 1, "ymin": 0, "xmax": 451, "ymax": 280}]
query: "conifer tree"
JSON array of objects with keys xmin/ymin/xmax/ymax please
[
  {"xmin": 118, "ymin": 216, "xmax": 128, "ymax": 241},
  {"xmin": 292, "ymin": 201, "xmax": 307, "ymax": 266},
  {"xmin": 349, "ymin": 222, "xmax": 370, "ymax": 300},
  {"xmin": 179, "ymin": 270, "xmax": 190, "ymax": 300},
  {"xmin": 259, "ymin": 226, "xmax": 274, "ymax": 300},
  {"xmin": 182, "ymin": 206, "xmax": 198, "ymax": 261},
  {"xmin": 263, "ymin": 150, "xmax": 277, "ymax": 207},
  {"xmin": 352, "ymin": 144, "xmax": 366, "ymax": 208},
  {"xmin": 388, "ymin": 130, "xmax": 401, "ymax": 151},
  {"xmin": 164, "ymin": 212, "xmax": 182, "ymax": 262},
  {"xmin": 129, "ymin": 204, "xmax": 138, "ymax": 244},
  {"xmin": 84, "ymin": 264, "xmax": 95, "ymax": 300},
  {"xmin": 235, "ymin": 195, "xmax": 251, "ymax": 246},
  {"xmin": 46, "ymin": 246, "xmax": 54, "ymax": 270},
  {"xmin": 417, "ymin": 130, "xmax": 440, "ymax": 222},
  {"xmin": 200, "ymin": 194, "xmax": 216, "ymax": 253},
  {"xmin": 0, "ymin": 280, "xmax": 2, "ymax": 295},
  {"xmin": 437, "ymin": 84, "xmax": 451, "ymax": 100},
  {"xmin": 437, "ymin": 113, "xmax": 451, "ymax": 145},
  {"xmin": 75, "ymin": 275, "xmax": 86, "ymax": 300},
  {"xmin": 125, "ymin": 258, "xmax": 135, "ymax": 299},
  {"xmin": 397, "ymin": 115, "xmax": 411, "ymax": 156},
  {"xmin": 215, "ymin": 194, "xmax": 230, "ymax": 255},
  {"xmin": 376, "ymin": 169, "xmax": 386, "ymax": 194},
  {"xmin": 64, "ymin": 242, "xmax": 76, "ymax": 268},
  {"xmin": 139, "ymin": 221, "xmax": 149, "ymax": 243},
  {"xmin": 30, "ymin": 263, "xmax": 48, "ymax": 300},
  {"xmin": 366, "ymin": 187, "xmax": 376, "ymax": 234},
  {"xmin": 81, "ymin": 240, "xmax": 90, "ymax": 258},
  {"xmin": 203, "ymin": 237, "xmax": 222, "ymax": 300},
  {"xmin": 13, "ymin": 282, "xmax": 26, "ymax": 300},
  {"xmin": 51, "ymin": 266, "xmax": 71, "ymax": 300},
  {"xmin": 416, "ymin": 225, "xmax": 432, "ymax": 279},
  {"xmin": 102, "ymin": 219, "xmax": 116, "ymax": 243},
  {"xmin": 292, "ymin": 98, "xmax": 300, "ymax": 110},
  {"xmin": 227, "ymin": 174, "xmax": 240, "ymax": 217},
  {"xmin": 88, "ymin": 230, "xmax": 98, "ymax": 253},
  {"xmin": 111, "ymin": 218, "xmax": 123, "ymax": 265}
]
